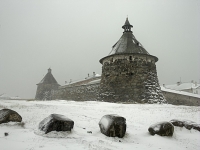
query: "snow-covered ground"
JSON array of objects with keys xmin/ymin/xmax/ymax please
[{"xmin": 0, "ymin": 100, "xmax": 199, "ymax": 150}]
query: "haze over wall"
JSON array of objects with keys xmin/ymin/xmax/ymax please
[{"xmin": 0, "ymin": 0, "xmax": 199, "ymax": 98}]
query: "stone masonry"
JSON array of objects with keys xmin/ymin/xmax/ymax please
[{"xmin": 99, "ymin": 54, "xmax": 165, "ymax": 103}]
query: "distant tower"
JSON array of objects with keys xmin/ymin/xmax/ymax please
[
  {"xmin": 35, "ymin": 68, "xmax": 60, "ymax": 100},
  {"xmin": 99, "ymin": 18, "xmax": 166, "ymax": 103}
]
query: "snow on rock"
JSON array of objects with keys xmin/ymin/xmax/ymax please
[
  {"xmin": 39, "ymin": 114, "xmax": 74, "ymax": 134},
  {"xmin": 148, "ymin": 121, "xmax": 174, "ymax": 136},
  {"xmin": 0, "ymin": 109, "xmax": 22, "ymax": 124},
  {"xmin": 170, "ymin": 119, "xmax": 200, "ymax": 132},
  {"xmin": 99, "ymin": 114, "xmax": 126, "ymax": 138}
]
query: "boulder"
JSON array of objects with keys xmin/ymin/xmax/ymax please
[
  {"xmin": 192, "ymin": 124, "xmax": 200, "ymax": 132},
  {"xmin": 39, "ymin": 114, "xmax": 74, "ymax": 134},
  {"xmin": 170, "ymin": 119, "xmax": 200, "ymax": 132},
  {"xmin": 99, "ymin": 114, "xmax": 126, "ymax": 138},
  {"xmin": 148, "ymin": 121, "xmax": 174, "ymax": 136},
  {"xmin": 0, "ymin": 109, "xmax": 22, "ymax": 124},
  {"xmin": 170, "ymin": 119, "xmax": 184, "ymax": 127},
  {"xmin": 182, "ymin": 120, "xmax": 195, "ymax": 130}
]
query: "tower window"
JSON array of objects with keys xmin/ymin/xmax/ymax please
[
  {"xmin": 129, "ymin": 56, "xmax": 132, "ymax": 61},
  {"xmin": 110, "ymin": 58, "xmax": 113, "ymax": 63}
]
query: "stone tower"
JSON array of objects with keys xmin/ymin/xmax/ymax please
[
  {"xmin": 99, "ymin": 18, "xmax": 166, "ymax": 103},
  {"xmin": 35, "ymin": 68, "xmax": 60, "ymax": 100}
]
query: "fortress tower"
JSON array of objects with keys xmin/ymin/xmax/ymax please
[
  {"xmin": 35, "ymin": 68, "xmax": 60, "ymax": 100},
  {"xmin": 99, "ymin": 18, "xmax": 166, "ymax": 103}
]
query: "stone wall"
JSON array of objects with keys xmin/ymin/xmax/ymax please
[
  {"xmin": 162, "ymin": 91, "xmax": 200, "ymax": 106},
  {"xmin": 99, "ymin": 54, "xmax": 166, "ymax": 103},
  {"xmin": 35, "ymin": 84, "xmax": 59, "ymax": 100},
  {"xmin": 52, "ymin": 83, "xmax": 100, "ymax": 101},
  {"xmin": 51, "ymin": 82, "xmax": 200, "ymax": 106}
]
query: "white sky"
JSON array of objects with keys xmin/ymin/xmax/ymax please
[{"xmin": 0, "ymin": 0, "xmax": 200, "ymax": 98}]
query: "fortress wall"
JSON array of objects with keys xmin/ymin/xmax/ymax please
[
  {"xmin": 52, "ymin": 83, "xmax": 99, "ymax": 101},
  {"xmin": 51, "ymin": 82, "xmax": 200, "ymax": 106},
  {"xmin": 162, "ymin": 91, "xmax": 200, "ymax": 106}
]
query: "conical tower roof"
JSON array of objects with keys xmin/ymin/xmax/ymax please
[
  {"xmin": 122, "ymin": 17, "xmax": 133, "ymax": 28},
  {"xmin": 109, "ymin": 18, "xmax": 149, "ymax": 55},
  {"xmin": 37, "ymin": 68, "xmax": 59, "ymax": 85}
]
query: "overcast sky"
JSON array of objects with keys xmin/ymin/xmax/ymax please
[{"xmin": 0, "ymin": 0, "xmax": 200, "ymax": 98}]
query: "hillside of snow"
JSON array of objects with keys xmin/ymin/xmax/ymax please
[{"xmin": 0, "ymin": 100, "xmax": 199, "ymax": 150}]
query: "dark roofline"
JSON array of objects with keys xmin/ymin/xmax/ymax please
[
  {"xmin": 99, "ymin": 53, "xmax": 158, "ymax": 64},
  {"xmin": 36, "ymin": 83, "xmax": 60, "ymax": 86}
]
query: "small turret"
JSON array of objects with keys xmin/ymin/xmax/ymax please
[
  {"xmin": 48, "ymin": 68, "xmax": 51, "ymax": 73},
  {"xmin": 122, "ymin": 17, "xmax": 133, "ymax": 32}
]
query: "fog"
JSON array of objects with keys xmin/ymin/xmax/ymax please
[{"xmin": 0, "ymin": 0, "xmax": 199, "ymax": 98}]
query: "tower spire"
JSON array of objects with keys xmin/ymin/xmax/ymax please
[{"xmin": 122, "ymin": 17, "xmax": 133, "ymax": 32}]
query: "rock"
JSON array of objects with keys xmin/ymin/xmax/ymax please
[
  {"xmin": 192, "ymin": 124, "xmax": 200, "ymax": 132},
  {"xmin": 182, "ymin": 120, "xmax": 195, "ymax": 130},
  {"xmin": 4, "ymin": 132, "xmax": 8, "ymax": 136},
  {"xmin": 170, "ymin": 119, "xmax": 200, "ymax": 132},
  {"xmin": 87, "ymin": 131, "xmax": 92, "ymax": 134},
  {"xmin": 170, "ymin": 119, "xmax": 184, "ymax": 127},
  {"xmin": 148, "ymin": 121, "xmax": 174, "ymax": 136},
  {"xmin": 39, "ymin": 114, "xmax": 74, "ymax": 134},
  {"xmin": 0, "ymin": 109, "xmax": 22, "ymax": 124},
  {"xmin": 99, "ymin": 114, "xmax": 126, "ymax": 138}
]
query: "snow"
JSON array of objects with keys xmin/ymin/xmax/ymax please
[
  {"xmin": 161, "ymin": 86, "xmax": 200, "ymax": 98},
  {"xmin": 0, "ymin": 99, "xmax": 199, "ymax": 150},
  {"xmin": 164, "ymin": 82, "xmax": 200, "ymax": 91},
  {"xmin": 99, "ymin": 117, "xmax": 110, "ymax": 129},
  {"xmin": 64, "ymin": 74, "xmax": 101, "ymax": 86},
  {"xmin": 87, "ymin": 79, "xmax": 101, "ymax": 85},
  {"xmin": 0, "ymin": 94, "xmax": 21, "ymax": 100}
]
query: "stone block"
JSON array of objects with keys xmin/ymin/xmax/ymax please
[
  {"xmin": 148, "ymin": 121, "xmax": 174, "ymax": 136},
  {"xmin": 0, "ymin": 109, "xmax": 22, "ymax": 124},
  {"xmin": 99, "ymin": 114, "xmax": 126, "ymax": 138},
  {"xmin": 170, "ymin": 119, "xmax": 200, "ymax": 132},
  {"xmin": 39, "ymin": 114, "xmax": 74, "ymax": 134}
]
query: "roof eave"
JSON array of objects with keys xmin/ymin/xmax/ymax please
[{"xmin": 99, "ymin": 53, "xmax": 158, "ymax": 64}]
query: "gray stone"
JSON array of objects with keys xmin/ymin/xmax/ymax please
[
  {"xmin": 4, "ymin": 132, "xmax": 8, "ymax": 136},
  {"xmin": 182, "ymin": 120, "xmax": 196, "ymax": 130},
  {"xmin": 0, "ymin": 109, "xmax": 22, "ymax": 124},
  {"xmin": 170, "ymin": 119, "xmax": 200, "ymax": 132},
  {"xmin": 192, "ymin": 124, "xmax": 200, "ymax": 132},
  {"xmin": 148, "ymin": 121, "xmax": 174, "ymax": 136},
  {"xmin": 170, "ymin": 119, "xmax": 184, "ymax": 127},
  {"xmin": 99, "ymin": 114, "xmax": 126, "ymax": 138},
  {"xmin": 39, "ymin": 114, "xmax": 74, "ymax": 134}
]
